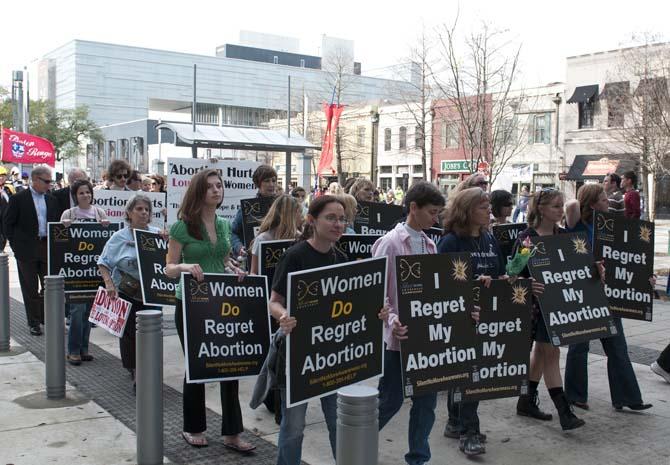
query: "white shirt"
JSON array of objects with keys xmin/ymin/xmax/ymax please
[{"xmin": 29, "ymin": 186, "xmax": 48, "ymax": 238}]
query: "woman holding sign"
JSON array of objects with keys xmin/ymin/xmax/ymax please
[
  {"xmin": 97, "ymin": 194, "xmax": 160, "ymax": 386},
  {"xmin": 513, "ymin": 188, "xmax": 586, "ymax": 430},
  {"xmin": 165, "ymin": 169, "xmax": 254, "ymax": 453},
  {"xmin": 563, "ymin": 184, "xmax": 652, "ymax": 412},
  {"xmin": 269, "ymin": 195, "xmax": 349, "ymax": 465},
  {"xmin": 249, "ymin": 194, "xmax": 303, "ymax": 275},
  {"xmin": 437, "ymin": 187, "xmax": 504, "ymax": 456},
  {"xmin": 62, "ymin": 179, "xmax": 109, "ymax": 366}
]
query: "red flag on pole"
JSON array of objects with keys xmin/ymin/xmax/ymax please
[
  {"xmin": 317, "ymin": 103, "xmax": 344, "ymax": 176},
  {"xmin": 1, "ymin": 128, "xmax": 56, "ymax": 167}
]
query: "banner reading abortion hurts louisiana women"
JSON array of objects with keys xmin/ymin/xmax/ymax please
[{"xmin": 286, "ymin": 257, "xmax": 387, "ymax": 407}]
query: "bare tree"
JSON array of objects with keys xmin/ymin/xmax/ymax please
[
  {"xmin": 433, "ymin": 17, "xmax": 527, "ymax": 186},
  {"xmin": 606, "ymin": 34, "xmax": 670, "ymax": 220}
]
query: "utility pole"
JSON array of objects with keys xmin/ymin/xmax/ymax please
[
  {"xmin": 285, "ymin": 75, "xmax": 292, "ymax": 193},
  {"xmin": 191, "ymin": 64, "xmax": 197, "ymax": 158}
]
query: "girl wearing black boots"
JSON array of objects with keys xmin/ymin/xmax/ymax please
[{"xmin": 513, "ymin": 188, "xmax": 585, "ymax": 430}]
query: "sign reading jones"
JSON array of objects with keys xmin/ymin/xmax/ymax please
[
  {"xmin": 241, "ymin": 197, "xmax": 274, "ymax": 249},
  {"xmin": 92, "ymin": 190, "xmax": 166, "ymax": 228},
  {"xmin": 593, "ymin": 212, "xmax": 654, "ymax": 321},
  {"xmin": 48, "ymin": 222, "xmax": 120, "ymax": 293},
  {"xmin": 463, "ymin": 279, "xmax": 532, "ymax": 401},
  {"xmin": 527, "ymin": 233, "xmax": 615, "ymax": 346},
  {"xmin": 354, "ymin": 201, "xmax": 404, "ymax": 235},
  {"xmin": 182, "ymin": 273, "xmax": 271, "ymax": 383},
  {"xmin": 397, "ymin": 253, "xmax": 477, "ymax": 397},
  {"xmin": 492, "ymin": 223, "xmax": 527, "ymax": 263},
  {"xmin": 167, "ymin": 158, "xmax": 260, "ymax": 225},
  {"xmin": 334, "ymin": 234, "xmax": 381, "ymax": 261},
  {"xmin": 286, "ymin": 257, "xmax": 387, "ymax": 407},
  {"xmin": 134, "ymin": 229, "xmax": 178, "ymax": 306}
]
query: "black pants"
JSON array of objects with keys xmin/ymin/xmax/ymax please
[
  {"xmin": 447, "ymin": 390, "xmax": 480, "ymax": 435},
  {"xmin": 16, "ymin": 241, "xmax": 48, "ymax": 328},
  {"xmin": 658, "ymin": 343, "xmax": 670, "ymax": 372},
  {"xmin": 118, "ymin": 292, "xmax": 156, "ymax": 370},
  {"xmin": 175, "ymin": 300, "xmax": 243, "ymax": 435}
]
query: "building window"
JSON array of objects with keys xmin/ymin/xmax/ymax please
[
  {"xmin": 300, "ymin": 59, "xmax": 305, "ymax": 68},
  {"xmin": 441, "ymin": 121, "xmax": 447, "ymax": 149},
  {"xmin": 415, "ymin": 125, "xmax": 423, "ymax": 150},
  {"xmin": 447, "ymin": 123, "xmax": 459, "ymax": 149},
  {"xmin": 357, "ymin": 126, "xmax": 366, "ymax": 147},
  {"xmin": 384, "ymin": 128, "xmax": 392, "ymax": 151},
  {"xmin": 380, "ymin": 177, "xmax": 392, "ymax": 191},
  {"xmin": 604, "ymin": 81, "xmax": 630, "ymax": 128},
  {"xmin": 533, "ymin": 114, "xmax": 551, "ymax": 144},
  {"xmin": 379, "ymin": 166, "xmax": 392, "ymax": 174},
  {"xmin": 578, "ymin": 101, "xmax": 594, "ymax": 128},
  {"xmin": 399, "ymin": 126, "xmax": 407, "ymax": 150},
  {"xmin": 413, "ymin": 165, "xmax": 423, "ymax": 174},
  {"xmin": 502, "ymin": 118, "xmax": 516, "ymax": 144},
  {"xmin": 273, "ymin": 56, "xmax": 279, "ymax": 64}
]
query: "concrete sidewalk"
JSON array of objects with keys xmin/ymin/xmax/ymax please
[{"xmin": 2, "ymin": 252, "xmax": 670, "ymax": 464}]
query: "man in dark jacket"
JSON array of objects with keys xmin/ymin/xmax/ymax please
[
  {"xmin": 51, "ymin": 168, "xmax": 88, "ymax": 218},
  {"xmin": 4, "ymin": 166, "xmax": 60, "ymax": 335}
]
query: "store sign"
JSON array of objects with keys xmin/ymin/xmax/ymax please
[
  {"xmin": 583, "ymin": 158, "xmax": 619, "ymax": 176},
  {"xmin": 440, "ymin": 160, "xmax": 472, "ymax": 173}
]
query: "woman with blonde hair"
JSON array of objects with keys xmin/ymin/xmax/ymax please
[
  {"xmin": 438, "ymin": 187, "xmax": 503, "ymax": 456},
  {"xmin": 563, "ymin": 183, "xmax": 652, "ymax": 412},
  {"xmin": 349, "ymin": 178, "xmax": 375, "ymax": 202},
  {"xmin": 250, "ymin": 194, "xmax": 304, "ymax": 275},
  {"xmin": 327, "ymin": 182, "xmax": 343, "ymax": 195},
  {"xmin": 513, "ymin": 188, "xmax": 585, "ymax": 430},
  {"xmin": 337, "ymin": 193, "xmax": 357, "ymax": 234}
]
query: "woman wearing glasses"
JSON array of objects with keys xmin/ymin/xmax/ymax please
[
  {"xmin": 563, "ymin": 183, "xmax": 653, "ymax": 412},
  {"xmin": 165, "ymin": 169, "xmax": 254, "ymax": 452},
  {"xmin": 106, "ymin": 160, "xmax": 132, "ymax": 191},
  {"xmin": 513, "ymin": 188, "xmax": 585, "ymax": 430},
  {"xmin": 268, "ymin": 195, "xmax": 349, "ymax": 465}
]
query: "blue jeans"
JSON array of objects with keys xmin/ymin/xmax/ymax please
[
  {"xmin": 447, "ymin": 391, "xmax": 480, "ymax": 434},
  {"xmin": 565, "ymin": 317, "xmax": 642, "ymax": 406},
  {"xmin": 378, "ymin": 349, "xmax": 437, "ymax": 465},
  {"xmin": 67, "ymin": 303, "xmax": 91, "ymax": 356},
  {"xmin": 277, "ymin": 390, "xmax": 337, "ymax": 465}
]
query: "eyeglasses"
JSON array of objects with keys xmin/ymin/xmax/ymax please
[
  {"xmin": 322, "ymin": 215, "xmax": 348, "ymax": 224},
  {"xmin": 38, "ymin": 177, "xmax": 54, "ymax": 184},
  {"xmin": 115, "ymin": 173, "xmax": 129, "ymax": 180}
]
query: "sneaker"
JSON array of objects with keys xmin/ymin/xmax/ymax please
[
  {"xmin": 67, "ymin": 354, "xmax": 82, "ymax": 366},
  {"xmin": 651, "ymin": 362, "xmax": 670, "ymax": 383},
  {"xmin": 459, "ymin": 433, "xmax": 485, "ymax": 456},
  {"xmin": 29, "ymin": 326, "xmax": 43, "ymax": 336}
]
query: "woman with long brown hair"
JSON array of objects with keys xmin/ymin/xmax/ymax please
[
  {"xmin": 563, "ymin": 183, "xmax": 652, "ymax": 412},
  {"xmin": 165, "ymin": 169, "xmax": 255, "ymax": 452}
]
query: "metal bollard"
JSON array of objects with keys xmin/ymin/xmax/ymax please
[
  {"xmin": 0, "ymin": 254, "xmax": 10, "ymax": 352},
  {"xmin": 136, "ymin": 310, "xmax": 163, "ymax": 465},
  {"xmin": 44, "ymin": 276, "xmax": 65, "ymax": 399},
  {"xmin": 336, "ymin": 385, "xmax": 379, "ymax": 465}
]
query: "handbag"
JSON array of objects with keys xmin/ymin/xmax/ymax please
[{"xmin": 118, "ymin": 271, "xmax": 143, "ymax": 301}]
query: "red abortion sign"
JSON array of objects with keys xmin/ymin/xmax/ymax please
[
  {"xmin": 1, "ymin": 128, "xmax": 55, "ymax": 166},
  {"xmin": 89, "ymin": 287, "xmax": 132, "ymax": 337}
]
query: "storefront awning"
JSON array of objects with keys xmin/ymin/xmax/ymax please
[
  {"xmin": 567, "ymin": 85, "xmax": 599, "ymax": 104},
  {"xmin": 565, "ymin": 155, "xmax": 637, "ymax": 181},
  {"xmin": 154, "ymin": 121, "xmax": 320, "ymax": 152}
]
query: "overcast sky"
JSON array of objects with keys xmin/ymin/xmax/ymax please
[{"xmin": 1, "ymin": 0, "xmax": 668, "ymax": 92}]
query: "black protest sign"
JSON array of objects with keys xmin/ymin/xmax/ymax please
[
  {"xmin": 527, "ymin": 232, "xmax": 615, "ymax": 346},
  {"xmin": 422, "ymin": 226, "xmax": 444, "ymax": 245},
  {"xmin": 334, "ymin": 234, "xmax": 381, "ymax": 261},
  {"xmin": 462, "ymin": 279, "xmax": 532, "ymax": 401},
  {"xmin": 259, "ymin": 239, "xmax": 295, "ymax": 286},
  {"xmin": 594, "ymin": 212, "xmax": 654, "ymax": 321},
  {"xmin": 492, "ymin": 223, "xmax": 526, "ymax": 264},
  {"xmin": 134, "ymin": 229, "xmax": 178, "ymax": 306},
  {"xmin": 286, "ymin": 257, "xmax": 387, "ymax": 407},
  {"xmin": 396, "ymin": 253, "xmax": 478, "ymax": 397},
  {"xmin": 240, "ymin": 197, "xmax": 274, "ymax": 248},
  {"xmin": 48, "ymin": 222, "xmax": 121, "ymax": 293},
  {"xmin": 354, "ymin": 200, "xmax": 404, "ymax": 234},
  {"xmin": 182, "ymin": 273, "xmax": 271, "ymax": 383}
]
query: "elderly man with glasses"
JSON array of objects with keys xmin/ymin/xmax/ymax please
[{"xmin": 3, "ymin": 166, "xmax": 60, "ymax": 335}]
